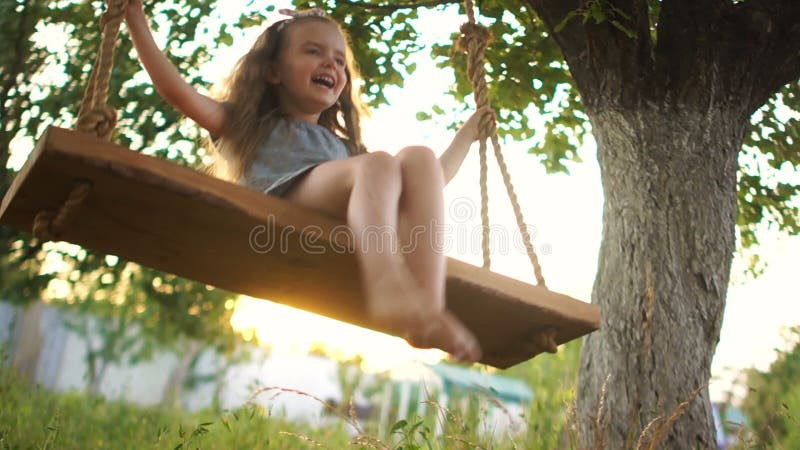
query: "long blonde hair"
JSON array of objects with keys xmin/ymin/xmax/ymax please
[{"xmin": 211, "ymin": 14, "xmax": 368, "ymax": 180}]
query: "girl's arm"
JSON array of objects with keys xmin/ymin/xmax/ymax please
[
  {"xmin": 124, "ymin": 0, "xmax": 227, "ymax": 137},
  {"xmin": 439, "ymin": 107, "xmax": 493, "ymax": 185}
]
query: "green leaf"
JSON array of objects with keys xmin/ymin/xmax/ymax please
[
  {"xmin": 589, "ymin": 4, "xmax": 606, "ymax": 23},
  {"xmin": 390, "ymin": 419, "xmax": 408, "ymax": 433},
  {"xmin": 218, "ymin": 29, "xmax": 233, "ymax": 47},
  {"xmin": 609, "ymin": 20, "xmax": 635, "ymax": 38},
  {"xmin": 554, "ymin": 11, "xmax": 578, "ymax": 33}
]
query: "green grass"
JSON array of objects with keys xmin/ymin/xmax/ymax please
[
  {"xmin": 0, "ymin": 364, "xmax": 354, "ymax": 449},
  {"xmin": 0, "ymin": 363, "xmax": 539, "ymax": 449},
  {"xmin": 0, "ymin": 342, "xmax": 583, "ymax": 449},
  {"xmin": 11, "ymin": 338, "xmax": 761, "ymax": 449}
]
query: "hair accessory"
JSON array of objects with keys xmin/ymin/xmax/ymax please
[
  {"xmin": 278, "ymin": 8, "xmax": 327, "ymax": 19},
  {"xmin": 276, "ymin": 8, "xmax": 327, "ymax": 32}
]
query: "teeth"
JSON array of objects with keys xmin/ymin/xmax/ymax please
[{"xmin": 312, "ymin": 75, "xmax": 334, "ymax": 88}]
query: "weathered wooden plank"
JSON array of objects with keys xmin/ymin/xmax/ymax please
[{"xmin": 0, "ymin": 127, "xmax": 600, "ymax": 368}]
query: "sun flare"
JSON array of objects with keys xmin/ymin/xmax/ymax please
[{"xmin": 229, "ymin": 296, "xmax": 447, "ymax": 371}]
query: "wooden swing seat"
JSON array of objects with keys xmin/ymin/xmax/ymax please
[{"xmin": 0, "ymin": 127, "xmax": 600, "ymax": 368}]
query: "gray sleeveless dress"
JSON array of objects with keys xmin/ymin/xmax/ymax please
[{"xmin": 240, "ymin": 118, "xmax": 350, "ymax": 197}]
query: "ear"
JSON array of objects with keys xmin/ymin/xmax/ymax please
[{"xmin": 265, "ymin": 66, "xmax": 280, "ymax": 85}]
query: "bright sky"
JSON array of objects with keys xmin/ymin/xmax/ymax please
[{"xmin": 12, "ymin": 1, "xmax": 799, "ymax": 402}]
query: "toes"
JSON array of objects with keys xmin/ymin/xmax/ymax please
[
  {"xmin": 405, "ymin": 311, "xmax": 482, "ymax": 363},
  {"xmin": 440, "ymin": 311, "xmax": 482, "ymax": 362}
]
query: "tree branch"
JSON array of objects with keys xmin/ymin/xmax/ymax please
[
  {"xmin": 334, "ymin": 0, "xmax": 460, "ymax": 12},
  {"xmin": 654, "ymin": 1, "xmax": 726, "ymax": 95},
  {"xmin": 734, "ymin": 0, "xmax": 800, "ymax": 113},
  {"xmin": 524, "ymin": 0, "xmax": 590, "ymax": 91},
  {"xmin": 524, "ymin": 0, "xmax": 582, "ymax": 58},
  {"xmin": 633, "ymin": 0, "xmax": 654, "ymax": 64},
  {"xmin": 526, "ymin": 0, "xmax": 655, "ymax": 110}
]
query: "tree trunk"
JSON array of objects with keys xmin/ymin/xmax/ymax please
[
  {"xmin": 576, "ymin": 106, "xmax": 744, "ymax": 448},
  {"xmin": 11, "ymin": 301, "xmax": 44, "ymax": 382},
  {"xmin": 161, "ymin": 340, "xmax": 201, "ymax": 408},
  {"xmin": 88, "ymin": 358, "xmax": 110, "ymax": 396}
]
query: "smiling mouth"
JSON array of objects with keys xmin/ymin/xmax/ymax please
[{"xmin": 312, "ymin": 74, "xmax": 335, "ymax": 89}]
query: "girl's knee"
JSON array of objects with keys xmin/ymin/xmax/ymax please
[
  {"xmin": 359, "ymin": 150, "xmax": 400, "ymax": 176},
  {"xmin": 397, "ymin": 146, "xmax": 441, "ymax": 177},
  {"xmin": 397, "ymin": 146, "xmax": 436, "ymax": 165}
]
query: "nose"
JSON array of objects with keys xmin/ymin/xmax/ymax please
[{"xmin": 322, "ymin": 54, "xmax": 336, "ymax": 68}]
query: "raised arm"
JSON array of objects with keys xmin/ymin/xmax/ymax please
[
  {"xmin": 123, "ymin": 0, "xmax": 227, "ymax": 137},
  {"xmin": 439, "ymin": 107, "xmax": 492, "ymax": 185}
]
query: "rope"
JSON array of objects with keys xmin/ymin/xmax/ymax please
[
  {"xmin": 459, "ymin": 0, "xmax": 547, "ymax": 287},
  {"xmin": 532, "ymin": 327, "xmax": 558, "ymax": 353},
  {"xmin": 35, "ymin": 2, "xmax": 123, "ymax": 241},
  {"xmin": 76, "ymin": 0, "xmax": 130, "ymax": 140},
  {"xmin": 33, "ymin": 181, "xmax": 93, "ymax": 242}
]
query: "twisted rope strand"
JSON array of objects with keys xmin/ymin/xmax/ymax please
[
  {"xmin": 490, "ymin": 132, "xmax": 546, "ymax": 287},
  {"xmin": 478, "ymin": 137, "xmax": 491, "ymax": 269},
  {"xmin": 460, "ymin": 0, "xmax": 546, "ymax": 287},
  {"xmin": 36, "ymin": 2, "xmax": 124, "ymax": 242},
  {"xmin": 76, "ymin": 0, "xmax": 129, "ymax": 140},
  {"xmin": 461, "ymin": 21, "xmax": 493, "ymax": 270},
  {"xmin": 32, "ymin": 181, "xmax": 93, "ymax": 242}
]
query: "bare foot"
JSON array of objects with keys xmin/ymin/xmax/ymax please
[
  {"xmin": 364, "ymin": 265, "xmax": 482, "ymax": 362},
  {"xmin": 405, "ymin": 310, "xmax": 482, "ymax": 363}
]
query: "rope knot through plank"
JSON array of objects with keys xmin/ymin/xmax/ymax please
[
  {"xmin": 37, "ymin": 0, "xmax": 126, "ymax": 241},
  {"xmin": 32, "ymin": 181, "xmax": 93, "ymax": 242}
]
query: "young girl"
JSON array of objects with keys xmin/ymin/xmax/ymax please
[{"xmin": 123, "ymin": 1, "xmax": 488, "ymax": 362}]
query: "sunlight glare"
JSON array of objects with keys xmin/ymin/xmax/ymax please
[{"xmin": 229, "ymin": 297, "xmax": 446, "ymax": 372}]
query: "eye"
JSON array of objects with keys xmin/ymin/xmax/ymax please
[
  {"xmin": 335, "ymin": 57, "xmax": 345, "ymax": 67},
  {"xmin": 306, "ymin": 47, "xmax": 321, "ymax": 55}
]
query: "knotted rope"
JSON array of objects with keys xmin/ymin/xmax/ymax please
[
  {"xmin": 459, "ymin": 0, "xmax": 546, "ymax": 287},
  {"xmin": 32, "ymin": 181, "xmax": 93, "ymax": 241},
  {"xmin": 75, "ymin": 0, "xmax": 129, "ymax": 140},
  {"xmin": 34, "ymin": 1, "xmax": 128, "ymax": 241}
]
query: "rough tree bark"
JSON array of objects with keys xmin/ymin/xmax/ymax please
[
  {"xmin": 581, "ymin": 106, "xmax": 741, "ymax": 448},
  {"xmin": 524, "ymin": 0, "xmax": 800, "ymax": 447}
]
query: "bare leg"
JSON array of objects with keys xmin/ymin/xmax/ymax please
[
  {"xmin": 393, "ymin": 147, "xmax": 480, "ymax": 359},
  {"xmin": 396, "ymin": 147, "xmax": 446, "ymax": 304},
  {"xmin": 285, "ymin": 151, "xmax": 480, "ymax": 361},
  {"xmin": 344, "ymin": 151, "xmax": 412, "ymax": 308}
]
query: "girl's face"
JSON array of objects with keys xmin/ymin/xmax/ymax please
[{"xmin": 268, "ymin": 20, "xmax": 348, "ymax": 123}]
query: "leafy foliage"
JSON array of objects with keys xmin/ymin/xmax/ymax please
[
  {"xmin": 740, "ymin": 327, "xmax": 800, "ymax": 448},
  {"xmin": 45, "ymin": 250, "xmax": 237, "ymax": 391},
  {"xmin": 739, "ymin": 81, "xmax": 800, "ymax": 248},
  {"xmin": 431, "ymin": 2, "xmax": 589, "ymax": 173},
  {"xmin": 0, "ymin": 1, "xmax": 242, "ymax": 376},
  {"xmin": 502, "ymin": 339, "xmax": 581, "ymax": 447},
  {"xmin": 296, "ymin": 0, "xmax": 800, "ymax": 244},
  {"xmin": 554, "ymin": 0, "xmax": 636, "ymax": 38}
]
